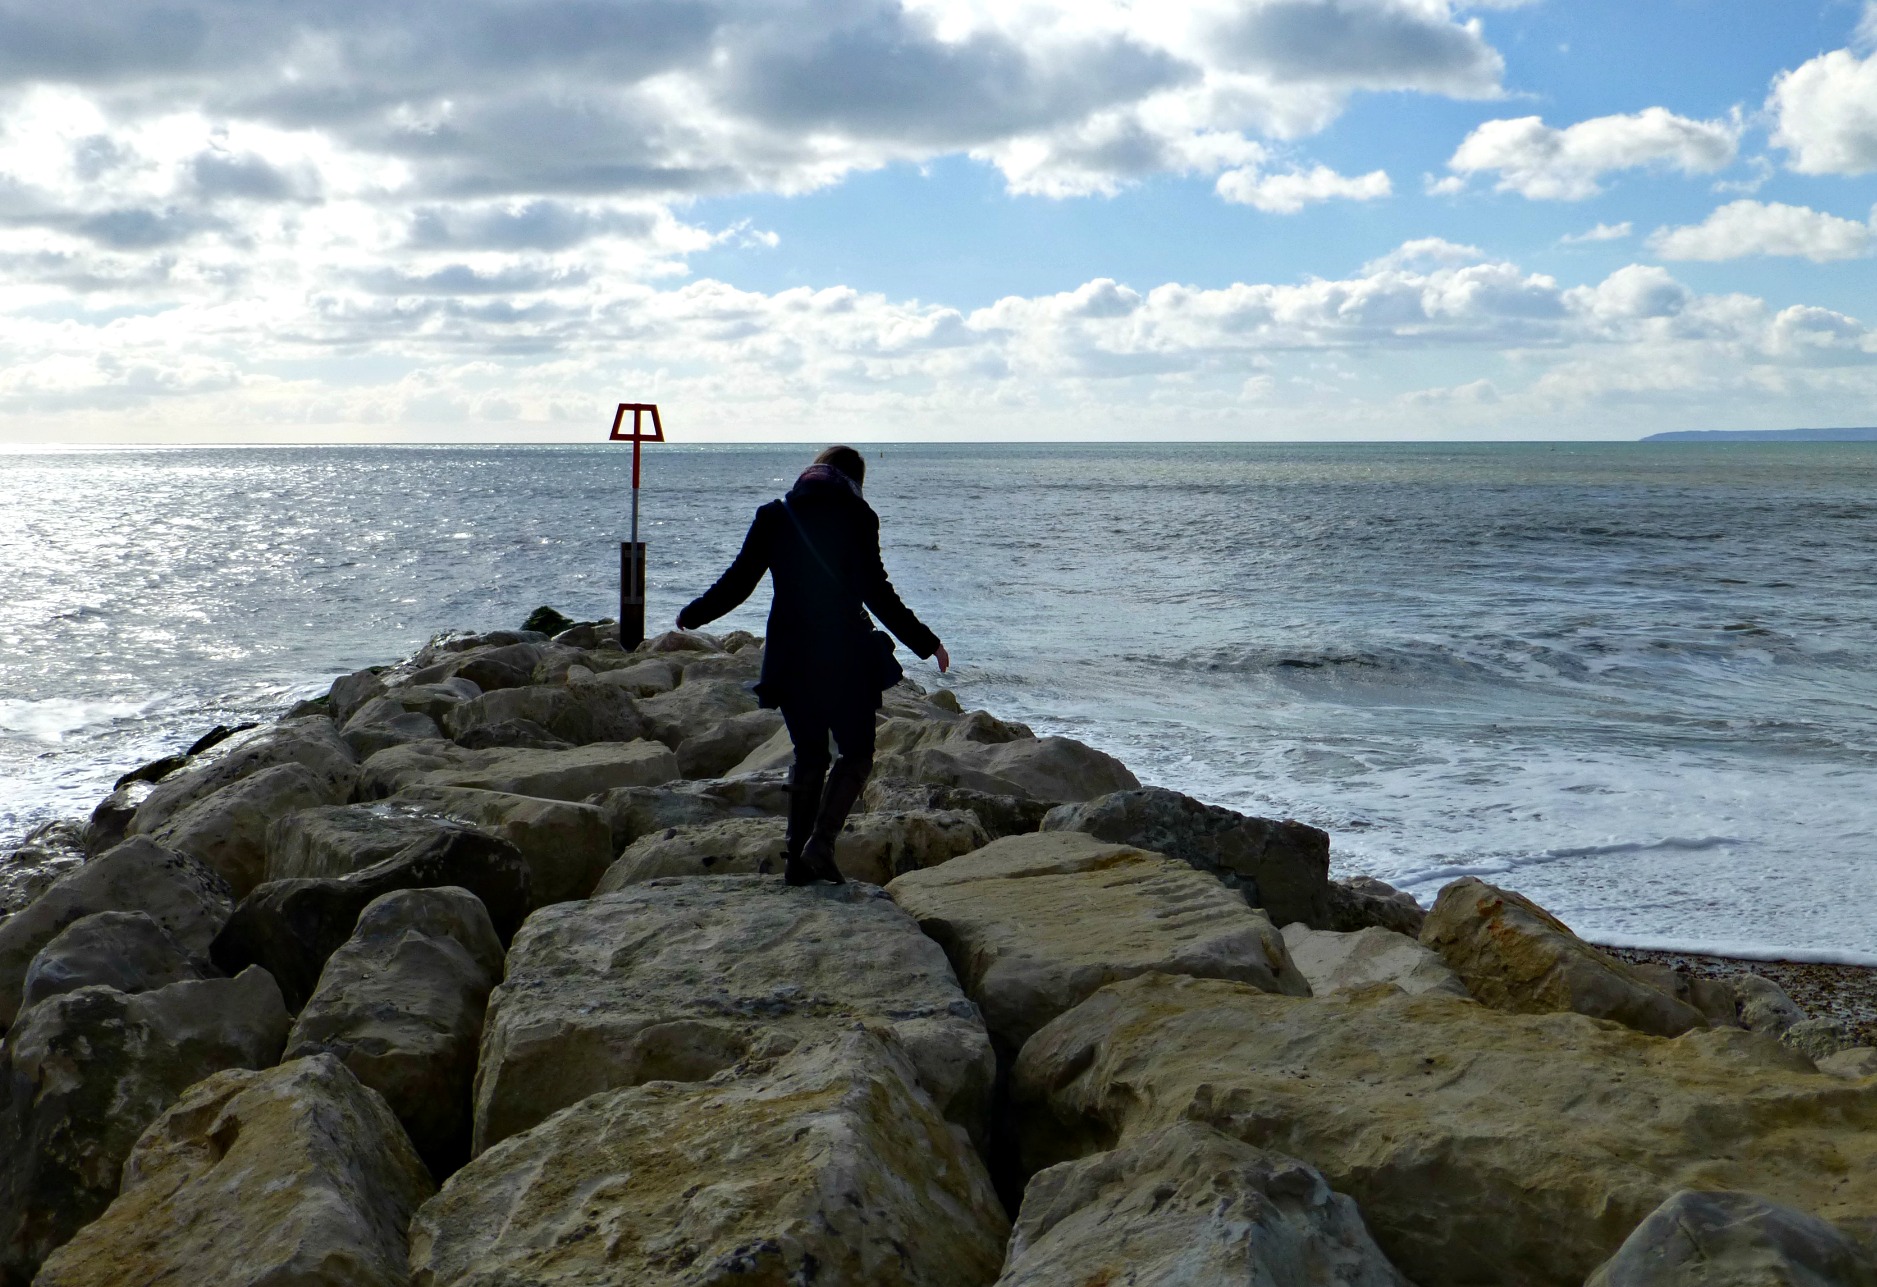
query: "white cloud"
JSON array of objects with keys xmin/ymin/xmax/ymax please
[
  {"xmin": 1770, "ymin": 45, "xmax": 1877, "ymax": 175},
  {"xmin": 1650, "ymin": 200, "xmax": 1874, "ymax": 262},
  {"xmin": 1216, "ymin": 162, "xmax": 1391, "ymax": 212},
  {"xmin": 1441, "ymin": 108, "xmax": 1740, "ymax": 199},
  {"xmin": 1560, "ymin": 221, "xmax": 1632, "ymax": 244}
]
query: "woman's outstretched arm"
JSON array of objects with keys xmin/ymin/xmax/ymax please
[
  {"xmin": 853, "ymin": 509, "xmax": 942, "ymax": 661},
  {"xmin": 677, "ymin": 508, "xmax": 771, "ymax": 629}
]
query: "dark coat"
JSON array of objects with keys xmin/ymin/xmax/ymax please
[{"xmin": 676, "ymin": 469, "xmax": 940, "ymax": 710}]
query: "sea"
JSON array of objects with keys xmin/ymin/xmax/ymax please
[{"xmin": 3, "ymin": 442, "xmax": 1874, "ymax": 960}]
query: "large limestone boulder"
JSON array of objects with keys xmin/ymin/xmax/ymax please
[
  {"xmin": 265, "ymin": 801, "xmax": 461, "ymax": 882},
  {"xmin": 413, "ymin": 1031, "xmax": 1008, "ymax": 1287},
  {"xmin": 149, "ymin": 762, "xmax": 349, "ymax": 896},
  {"xmin": 1584, "ymin": 1189, "xmax": 1877, "ymax": 1287},
  {"xmin": 0, "ymin": 823, "xmax": 85, "ymax": 916},
  {"xmin": 473, "ymin": 877, "xmax": 994, "ymax": 1154},
  {"xmin": 865, "ymin": 777, "xmax": 1054, "ymax": 840},
  {"xmin": 876, "ymin": 732, "xmax": 1140, "ymax": 804},
  {"xmin": 392, "ymin": 785, "xmax": 613, "ymax": 907},
  {"xmin": 1421, "ymin": 877, "xmax": 1707, "ymax": 1037},
  {"xmin": 33, "ymin": 1055, "xmax": 435, "ymax": 1287},
  {"xmin": 672, "ymin": 650, "xmax": 762, "ymax": 685},
  {"xmin": 340, "ymin": 695, "xmax": 444, "ymax": 757},
  {"xmin": 397, "ymin": 740, "xmax": 681, "ymax": 801},
  {"xmin": 286, "ymin": 888, "xmax": 503, "ymax": 1174},
  {"xmin": 20, "ymin": 911, "xmax": 209, "ymax": 1015},
  {"xmin": 213, "ymin": 825, "xmax": 529, "ymax": 1012},
  {"xmin": 1013, "ymin": 973, "xmax": 1877, "ymax": 1287},
  {"xmin": 356, "ymin": 740, "xmax": 490, "ymax": 798},
  {"xmin": 583, "ymin": 656, "xmax": 679, "ymax": 696},
  {"xmin": 1041, "ymin": 787, "xmax": 1333, "ymax": 928},
  {"xmin": 589, "ymin": 773, "xmax": 790, "ymax": 851},
  {"xmin": 407, "ymin": 641, "xmax": 549, "ymax": 691},
  {"xmin": 327, "ymin": 666, "xmax": 391, "ymax": 723},
  {"xmin": 0, "ymin": 837, "xmax": 231, "ymax": 1030},
  {"xmin": 998, "ymin": 1121, "xmax": 1410, "ymax": 1287},
  {"xmin": 674, "ymin": 708, "xmax": 787, "ymax": 778},
  {"xmin": 1324, "ymin": 875, "xmax": 1427, "ymax": 936},
  {"xmin": 594, "ymin": 809, "xmax": 988, "ymax": 889},
  {"xmin": 886, "ymin": 831, "xmax": 1308, "ymax": 1050},
  {"xmin": 636, "ymin": 678, "xmax": 761, "ymax": 748},
  {"xmin": 0, "ymin": 968, "xmax": 290, "ymax": 1281},
  {"xmin": 1280, "ymin": 924, "xmax": 1470, "ymax": 1000},
  {"xmin": 129, "ymin": 717, "xmax": 358, "ymax": 837},
  {"xmin": 441, "ymin": 681, "xmax": 645, "ymax": 747}
]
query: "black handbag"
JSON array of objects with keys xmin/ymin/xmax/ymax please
[{"xmin": 780, "ymin": 498, "xmax": 906, "ymax": 692}]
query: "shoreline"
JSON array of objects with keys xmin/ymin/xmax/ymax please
[{"xmin": 1608, "ymin": 946, "xmax": 1877, "ymax": 1047}]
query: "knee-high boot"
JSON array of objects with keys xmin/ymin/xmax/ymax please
[
  {"xmin": 801, "ymin": 755, "xmax": 870, "ymax": 883},
  {"xmin": 785, "ymin": 761, "xmax": 828, "ymax": 886}
]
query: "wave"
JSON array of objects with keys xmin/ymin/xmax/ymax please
[
  {"xmin": 1580, "ymin": 933, "xmax": 1877, "ymax": 968},
  {"xmin": 0, "ymin": 696, "xmax": 159, "ymax": 744}
]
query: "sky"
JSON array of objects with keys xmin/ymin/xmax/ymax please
[{"xmin": 2, "ymin": 0, "xmax": 1876, "ymax": 442}]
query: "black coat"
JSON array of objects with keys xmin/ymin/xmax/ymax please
[{"xmin": 676, "ymin": 471, "xmax": 941, "ymax": 710}]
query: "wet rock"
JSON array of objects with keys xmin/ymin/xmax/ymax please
[
  {"xmin": 113, "ymin": 753, "xmax": 190, "ymax": 790},
  {"xmin": 212, "ymin": 825, "xmax": 529, "ymax": 1012},
  {"xmin": 1041, "ymin": 787, "xmax": 1332, "ymax": 929},
  {"xmin": 1013, "ymin": 973, "xmax": 1872, "ymax": 1287},
  {"xmin": 997, "ymin": 1121, "xmax": 1410, "ymax": 1287},
  {"xmin": 340, "ymin": 695, "xmax": 443, "ymax": 757},
  {"xmin": 20, "ymin": 911, "xmax": 209, "ymax": 1014},
  {"xmin": 34, "ymin": 1054, "xmax": 434, "ymax": 1287},
  {"xmin": 674, "ymin": 708, "xmax": 786, "ymax": 778},
  {"xmin": 1324, "ymin": 876, "xmax": 1427, "ymax": 936},
  {"xmin": 0, "ymin": 967, "xmax": 289, "ymax": 1281},
  {"xmin": 82, "ymin": 780, "xmax": 152, "ymax": 856},
  {"xmin": 149, "ymin": 762, "xmax": 348, "ymax": 897},
  {"xmin": 473, "ymin": 876, "xmax": 993, "ymax": 1154},
  {"xmin": 0, "ymin": 823, "xmax": 86, "ymax": 916},
  {"xmin": 596, "ymin": 808, "xmax": 987, "ymax": 889},
  {"xmin": 1280, "ymin": 924, "xmax": 1470, "ymax": 1000},
  {"xmin": 441, "ymin": 681, "xmax": 645, "ymax": 747},
  {"xmin": 129, "ymin": 717, "xmax": 358, "ymax": 838},
  {"xmin": 1585, "ymin": 1189, "xmax": 1877, "ymax": 1287},
  {"xmin": 886, "ymin": 831, "xmax": 1308, "ymax": 1051},
  {"xmin": 522, "ymin": 605, "xmax": 575, "ymax": 636},
  {"xmin": 285, "ymin": 888, "xmax": 503, "ymax": 1174},
  {"xmin": 391, "ymin": 785, "xmax": 613, "ymax": 907},
  {"xmin": 637, "ymin": 678, "xmax": 761, "ymax": 748},
  {"xmin": 415, "ymin": 1031, "xmax": 1007, "ymax": 1287},
  {"xmin": 589, "ymin": 774, "xmax": 790, "ymax": 851},
  {"xmin": 865, "ymin": 777, "xmax": 1054, "ymax": 839},
  {"xmin": 265, "ymin": 801, "xmax": 461, "ymax": 882},
  {"xmin": 0, "ymin": 837, "xmax": 232, "ymax": 1030},
  {"xmin": 1736, "ymin": 973, "xmax": 1808, "ymax": 1037},
  {"xmin": 1420, "ymin": 877, "xmax": 1707, "ymax": 1037}
]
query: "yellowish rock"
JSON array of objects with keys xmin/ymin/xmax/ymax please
[
  {"xmin": 1013, "ymin": 973, "xmax": 1877, "ymax": 1287},
  {"xmin": 887, "ymin": 831, "xmax": 1308, "ymax": 1049}
]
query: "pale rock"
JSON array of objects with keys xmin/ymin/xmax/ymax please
[
  {"xmin": 0, "ymin": 968, "xmax": 289, "ymax": 1281},
  {"xmin": 129, "ymin": 717, "xmax": 359, "ymax": 837},
  {"xmin": 286, "ymin": 888, "xmax": 503, "ymax": 1173},
  {"xmin": 637, "ymin": 678, "xmax": 760, "ymax": 748},
  {"xmin": 82, "ymin": 779, "xmax": 152, "ymax": 855},
  {"xmin": 1420, "ymin": 877, "xmax": 1707, "ymax": 1037},
  {"xmin": 379, "ymin": 678, "xmax": 483, "ymax": 722},
  {"xmin": 1012, "ymin": 973, "xmax": 1877, "ymax": 1287},
  {"xmin": 1736, "ymin": 973, "xmax": 1808, "ymax": 1037},
  {"xmin": 266, "ymin": 802, "xmax": 461, "ymax": 882},
  {"xmin": 595, "ymin": 809, "xmax": 987, "ymax": 889},
  {"xmin": 637, "ymin": 629, "xmax": 721, "ymax": 655},
  {"xmin": 583, "ymin": 657, "xmax": 679, "ymax": 697},
  {"xmin": 1819, "ymin": 1047, "xmax": 1877, "ymax": 1079},
  {"xmin": 441, "ymin": 681, "xmax": 644, "ymax": 747},
  {"xmin": 451, "ymin": 719, "xmax": 573, "ymax": 751},
  {"xmin": 672, "ymin": 650, "xmax": 762, "ymax": 685},
  {"xmin": 33, "ymin": 1054, "xmax": 434, "ymax": 1287},
  {"xmin": 1042, "ymin": 787, "xmax": 1332, "ymax": 928},
  {"xmin": 0, "ymin": 837, "xmax": 232, "ymax": 1030},
  {"xmin": 472, "ymin": 877, "xmax": 993, "ymax": 1154},
  {"xmin": 414, "ymin": 1031, "xmax": 1007, "ymax": 1287},
  {"xmin": 356, "ymin": 740, "xmax": 490, "ymax": 799},
  {"xmin": 723, "ymin": 723, "xmax": 795, "ymax": 776},
  {"xmin": 1280, "ymin": 924, "xmax": 1470, "ymax": 1000},
  {"xmin": 327, "ymin": 667, "xmax": 390, "ymax": 723},
  {"xmin": 392, "ymin": 785, "xmax": 613, "ymax": 907},
  {"xmin": 341, "ymin": 696, "xmax": 444, "ymax": 757},
  {"xmin": 213, "ymin": 825, "xmax": 529, "ymax": 1012},
  {"xmin": 418, "ymin": 740, "xmax": 680, "ymax": 801},
  {"xmin": 1623, "ymin": 961, "xmax": 1742, "ymax": 1028},
  {"xmin": 886, "ymin": 831, "xmax": 1308, "ymax": 1051},
  {"xmin": 998, "ymin": 1121, "xmax": 1410, "ymax": 1287},
  {"xmin": 1783, "ymin": 1017, "xmax": 1863, "ymax": 1062},
  {"xmin": 675, "ymin": 708, "xmax": 786, "ymax": 778},
  {"xmin": 1585, "ymin": 1189, "xmax": 1877, "ymax": 1287},
  {"xmin": 875, "ymin": 733, "xmax": 1140, "ymax": 804},
  {"xmin": 407, "ymin": 642, "xmax": 549, "ymax": 691},
  {"xmin": 20, "ymin": 911, "xmax": 208, "ymax": 1014},
  {"xmin": 876, "ymin": 710, "xmax": 1035, "ymax": 752},
  {"xmin": 588, "ymin": 773, "xmax": 790, "ymax": 851},
  {"xmin": 865, "ymin": 777, "xmax": 1054, "ymax": 840},
  {"xmin": 150, "ymin": 762, "xmax": 348, "ymax": 896}
]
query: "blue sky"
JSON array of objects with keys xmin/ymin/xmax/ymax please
[{"xmin": 1, "ymin": 0, "xmax": 1875, "ymax": 441}]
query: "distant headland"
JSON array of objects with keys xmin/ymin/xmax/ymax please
[{"xmin": 1641, "ymin": 427, "xmax": 1877, "ymax": 442}]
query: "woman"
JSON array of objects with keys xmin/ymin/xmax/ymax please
[{"xmin": 676, "ymin": 445, "xmax": 950, "ymax": 885}]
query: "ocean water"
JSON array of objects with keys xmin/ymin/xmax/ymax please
[{"xmin": 3, "ymin": 442, "xmax": 1874, "ymax": 958}]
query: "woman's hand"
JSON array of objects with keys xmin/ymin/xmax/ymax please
[{"xmin": 934, "ymin": 643, "xmax": 951, "ymax": 673}]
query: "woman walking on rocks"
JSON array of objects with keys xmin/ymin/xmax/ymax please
[{"xmin": 677, "ymin": 446, "xmax": 950, "ymax": 886}]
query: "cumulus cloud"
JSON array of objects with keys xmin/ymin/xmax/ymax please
[
  {"xmin": 1216, "ymin": 161, "xmax": 1391, "ymax": 211},
  {"xmin": 1769, "ymin": 43, "xmax": 1877, "ymax": 175},
  {"xmin": 1560, "ymin": 221, "xmax": 1631, "ymax": 244},
  {"xmin": 1650, "ymin": 200, "xmax": 1874, "ymax": 262},
  {"xmin": 1440, "ymin": 108, "xmax": 1740, "ymax": 199}
]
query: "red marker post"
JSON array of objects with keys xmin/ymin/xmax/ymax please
[{"xmin": 608, "ymin": 402, "xmax": 665, "ymax": 649}]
